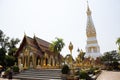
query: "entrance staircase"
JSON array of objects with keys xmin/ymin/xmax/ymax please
[{"xmin": 13, "ymin": 69, "xmax": 62, "ymax": 80}]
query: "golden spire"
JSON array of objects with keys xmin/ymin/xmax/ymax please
[
  {"xmin": 86, "ymin": 0, "xmax": 96, "ymax": 37},
  {"xmin": 86, "ymin": 0, "xmax": 91, "ymax": 16}
]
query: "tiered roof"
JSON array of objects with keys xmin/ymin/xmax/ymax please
[{"xmin": 15, "ymin": 35, "xmax": 52, "ymax": 57}]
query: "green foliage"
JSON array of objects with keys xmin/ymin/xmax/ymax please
[
  {"xmin": 101, "ymin": 50, "xmax": 120, "ymax": 63},
  {"xmin": 49, "ymin": 37, "xmax": 65, "ymax": 54},
  {"xmin": 0, "ymin": 30, "xmax": 9, "ymax": 49},
  {"xmin": 88, "ymin": 67, "xmax": 95, "ymax": 74},
  {"xmin": 87, "ymin": 67, "xmax": 101, "ymax": 75},
  {"xmin": 0, "ymin": 29, "xmax": 20, "ymax": 67},
  {"xmin": 0, "ymin": 48, "xmax": 6, "ymax": 65},
  {"xmin": 0, "ymin": 30, "xmax": 9, "ymax": 66},
  {"xmin": 61, "ymin": 65, "xmax": 70, "ymax": 74},
  {"xmin": 13, "ymin": 66, "xmax": 19, "ymax": 72},
  {"xmin": 79, "ymin": 71, "xmax": 89, "ymax": 79},
  {"xmin": 5, "ymin": 55, "xmax": 15, "ymax": 67},
  {"xmin": 112, "ymin": 61, "xmax": 120, "ymax": 70},
  {"xmin": 8, "ymin": 38, "xmax": 20, "ymax": 56},
  {"xmin": 116, "ymin": 37, "xmax": 120, "ymax": 51},
  {"xmin": 101, "ymin": 50, "xmax": 120, "ymax": 70},
  {"xmin": 5, "ymin": 67, "xmax": 10, "ymax": 75}
]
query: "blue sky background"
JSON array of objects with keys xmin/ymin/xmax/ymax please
[{"xmin": 0, "ymin": 0, "xmax": 120, "ymax": 58}]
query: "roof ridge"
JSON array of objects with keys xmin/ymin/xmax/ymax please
[{"xmin": 35, "ymin": 36, "xmax": 50, "ymax": 44}]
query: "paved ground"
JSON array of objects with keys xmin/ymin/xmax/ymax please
[
  {"xmin": 0, "ymin": 78, "xmax": 20, "ymax": 80},
  {"xmin": 1, "ymin": 70, "xmax": 120, "ymax": 80},
  {"xmin": 97, "ymin": 70, "xmax": 120, "ymax": 80}
]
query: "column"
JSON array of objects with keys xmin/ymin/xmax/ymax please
[
  {"xmin": 53, "ymin": 58, "xmax": 55, "ymax": 66},
  {"xmin": 32, "ymin": 54, "xmax": 35, "ymax": 68},
  {"xmin": 24, "ymin": 56, "xmax": 27, "ymax": 69},
  {"xmin": 28, "ymin": 52, "xmax": 30, "ymax": 68}
]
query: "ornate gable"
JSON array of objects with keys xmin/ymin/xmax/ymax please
[
  {"xmin": 15, "ymin": 35, "xmax": 54, "ymax": 57},
  {"xmin": 15, "ymin": 35, "xmax": 43, "ymax": 57}
]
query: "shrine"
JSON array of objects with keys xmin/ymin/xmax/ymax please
[{"xmin": 15, "ymin": 34, "xmax": 62, "ymax": 69}]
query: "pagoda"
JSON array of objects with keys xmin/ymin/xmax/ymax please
[{"xmin": 85, "ymin": 2, "xmax": 101, "ymax": 59}]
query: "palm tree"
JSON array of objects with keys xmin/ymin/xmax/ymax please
[
  {"xmin": 116, "ymin": 37, "xmax": 120, "ymax": 53},
  {"xmin": 49, "ymin": 37, "xmax": 65, "ymax": 54},
  {"xmin": 49, "ymin": 37, "xmax": 65, "ymax": 66}
]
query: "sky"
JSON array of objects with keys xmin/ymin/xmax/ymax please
[{"xmin": 0, "ymin": 0, "xmax": 120, "ymax": 59}]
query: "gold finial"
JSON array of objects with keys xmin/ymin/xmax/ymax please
[
  {"xmin": 34, "ymin": 33, "xmax": 36, "ymax": 37},
  {"xmin": 69, "ymin": 42, "xmax": 73, "ymax": 54},
  {"xmin": 24, "ymin": 32, "xmax": 26, "ymax": 36},
  {"xmin": 86, "ymin": 0, "xmax": 91, "ymax": 15}
]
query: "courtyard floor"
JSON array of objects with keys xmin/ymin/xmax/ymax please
[
  {"xmin": 0, "ymin": 78, "xmax": 20, "ymax": 80},
  {"xmin": 96, "ymin": 70, "xmax": 120, "ymax": 80},
  {"xmin": 1, "ymin": 70, "xmax": 120, "ymax": 80}
]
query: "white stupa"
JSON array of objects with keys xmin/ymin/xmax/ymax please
[{"xmin": 85, "ymin": 2, "xmax": 102, "ymax": 59}]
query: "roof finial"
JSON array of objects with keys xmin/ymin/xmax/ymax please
[
  {"xmin": 86, "ymin": 0, "xmax": 91, "ymax": 15},
  {"xmin": 24, "ymin": 31, "xmax": 26, "ymax": 36},
  {"xmin": 33, "ymin": 33, "xmax": 36, "ymax": 38},
  {"xmin": 87, "ymin": 0, "xmax": 88, "ymax": 4},
  {"xmin": 34, "ymin": 33, "xmax": 35, "ymax": 36}
]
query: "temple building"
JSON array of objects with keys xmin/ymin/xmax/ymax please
[
  {"xmin": 85, "ymin": 3, "xmax": 101, "ymax": 59},
  {"xmin": 15, "ymin": 34, "xmax": 62, "ymax": 69}
]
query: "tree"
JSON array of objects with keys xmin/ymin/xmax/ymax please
[
  {"xmin": 0, "ymin": 29, "xmax": 20, "ymax": 67},
  {"xmin": 101, "ymin": 50, "xmax": 120, "ymax": 62},
  {"xmin": 0, "ymin": 30, "xmax": 9, "ymax": 66},
  {"xmin": 49, "ymin": 37, "xmax": 65, "ymax": 66},
  {"xmin": 49, "ymin": 37, "xmax": 65, "ymax": 55},
  {"xmin": 7, "ymin": 38, "xmax": 20, "ymax": 65},
  {"xmin": 0, "ymin": 30, "xmax": 9, "ymax": 54},
  {"xmin": 8, "ymin": 38, "xmax": 20, "ymax": 56},
  {"xmin": 101, "ymin": 50, "xmax": 120, "ymax": 70},
  {"xmin": 5, "ymin": 55, "xmax": 15, "ymax": 67},
  {"xmin": 116, "ymin": 37, "xmax": 120, "ymax": 54}
]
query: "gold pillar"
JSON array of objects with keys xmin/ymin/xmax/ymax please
[
  {"xmin": 24, "ymin": 49, "xmax": 29, "ymax": 69},
  {"xmin": 28, "ymin": 52, "xmax": 30, "ymax": 68},
  {"xmin": 34, "ymin": 54, "xmax": 36, "ymax": 68},
  {"xmin": 44, "ymin": 53, "xmax": 47, "ymax": 66},
  {"xmin": 22, "ymin": 54, "xmax": 24, "ymax": 66},
  {"xmin": 24, "ymin": 56, "xmax": 27, "ymax": 69},
  {"xmin": 32, "ymin": 54, "xmax": 34, "ymax": 68},
  {"xmin": 43, "ymin": 58, "xmax": 46, "ymax": 66}
]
